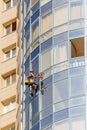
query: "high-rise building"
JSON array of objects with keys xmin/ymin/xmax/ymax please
[
  {"xmin": 0, "ymin": 0, "xmax": 21, "ymax": 130},
  {"xmin": 22, "ymin": 0, "xmax": 87, "ymax": 130}
]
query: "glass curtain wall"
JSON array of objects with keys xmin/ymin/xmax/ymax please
[{"xmin": 22, "ymin": 0, "xmax": 86, "ymax": 130}]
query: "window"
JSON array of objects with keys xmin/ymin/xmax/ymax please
[
  {"xmin": 31, "ymin": 0, "xmax": 38, "ymax": 6},
  {"xmin": 4, "ymin": 72, "xmax": 16, "ymax": 87},
  {"xmin": 5, "ymin": 51, "xmax": 10, "ymax": 59},
  {"xmin": 71, "ymin": 76, "xmax": 85, "ymax": 97},
  {"xmin": 5, "ymin": 25, "xmax": 11, "ymax": 34},
  {"xmin": 12, "ymin": 22, "xmax": 16, "ymax": 31},
  {"xmin": 70, "ymin": 1, "xmax": 83, "ymax": 20},
  {"xmin": 3, "ymin": 98, "xmax": 16, "ymax": 113},
  {"xmin": 32, "ymin": 20, "xmax": 39, "ymax": 41},
  {"xmin": 54, "ymin": 42, "xmax": 68, "ymax": 64},
  {"xmin": 54, "ymin": 5, "xmax": 68, "ymax": 27},
  {"xmin": 54, "ymin": 79, "xmax": 68, "ymax": 103},
  {"xmin": 13, "ymin": 0, "xmax": 17, "ymax": 6},
  {"xmin": 12, "ymin": 48, "xmax": 16, "ymax": 56},
  {"xmin": 71, "ymin": 116, "xmax": 85, "ymax": 130},
  {"xmin": 54, "ymin": 120, "xmax": 69, "ymax": 130},
  {"xmin": 5, "ymin": 0, "xmax": 17, "ymax": 10},
  {"xmin": 4, "ymin": 21, "xmax": 16, "ymax": 35},
  {"xmin": 6, "ymin": 0, "xmax": 11, "ymax": 9},
  {"xmin": 70, "ymin": 37, "xmax": 84, "ymax": 58},
  {"xmin": 4, "ymin": 47, "xmax": 16, "ymax": 60},
  {"xmin": 41, "ymin": 48, "xmax": 53, "ymax": 71},
  {"xmin": 41, "ymin": 11, "xmax": 52, "ymax": 34},
  {"xmin": 12, "ymin": 73, "xmax": 16, "ymax": 83}
]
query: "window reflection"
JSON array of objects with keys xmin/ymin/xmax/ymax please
[
  {"xmin": 70, "ymin": 1, "xmax": 83, "ymax": 20},
  {"xmin": 54, "ymin": 79, "xmax": 68, "ymax": 103},
  {"xmin": 54, "ymin": 42, "xmax": 68, "ymax": 64},
  {"xmin": 71, "ymin": 76, "xmax": 85, "ymax": 97},
  {"xmin": 54, "ymin": 5, "xmax": 68, "ymax": 27},
  {"xmin": 71, "ymin": 116, "xmax": 85, "ymax": 130},
  {"xmin": 41, "ymin": 11, "xmax": 52, "ymax": 34},
  {"xmin": 41, "ymin": 48, "xmax": 53, "ymax": 71},
  {"xmin": 32, "ymin": 20, "xmax": 39, "ymax": 41}
]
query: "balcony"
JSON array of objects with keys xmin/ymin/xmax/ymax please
[
  {"xmin": 0, "ymin": 109, "xmax": 16, "ymax": 129},
  {"xmin": 1, "ymin": 6, "xmax": 18, "ymax": 24},
  {"xmin": 0, "ymin": 83, "xmax": 16, "ymax": 101},
  {"xmin": 1, "ymin": 31, "xmax": 18, "ymax": 49},
  {"xmin": 0, "ymin": 56, "xmax": 16, "ymax": 75}
]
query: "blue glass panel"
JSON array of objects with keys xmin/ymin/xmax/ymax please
[
  {"xmin": 25, "ymin": 67, "xmax": 29, "ymax": 76},
  {"xmin": 25, "ymin": 87, "xmax": 30, "ymax": 97},
  {"xmin": 32, "ymin": 57, "xmax": 39, "ymax": 83},
  {"xmin": 33, "ymin": 96, "xmax": 39, "ymax": 113},
  {"xmin": 71, "ymin": 76, "xmax": 85, "ymax": 97},
  {"xmin": 41, "ymin": 106, "xmax": 53, "ymax": 119},
  {"xmin": 25, "ymin": 19, "xmax": 30, "ymax": 35},
  {"xmin": 25, "ymin": 56, "xmax": 30, "ymax": 76},
  {"xmin": 33, "ymin": 114, "xmax": 39, "ymax": 125},
  {"xmin": 41, "ymin": 37, "xmax": 52, "ymax": 52},
  {"xmin": 54, "ymin": 70, "xmax": 68, "ymax": 82},
  {"xmin": 41, "ymin": 115, "xmax": 53, "ymax": 128},
  {"xmin": 32, "ymin": 57, "xmax": 39, "ymax": 75},
  {"xmin": 69, "ymin": 29, "xmax": 84, "ymax": 39},
  {"xmin": 53, "ymin": 0, "xmax": 67, "ymax": 8},
  {"xmin": 25, "ymin": 105, "xmax": 29, "ymax": 121},
  {"xmin": 54, "ymin": 109, "xmax": 68, "ymax": 122},
  {"xmin": 70, "ymin": 96, "xmax": 85, "ymax": 107},
  {"xmin": 31, "ymin": 46, "xmax": 39, "ymax": 60},
  {"xmin": 24, "ymin": 56, "xmax": 30, "ymax": 69},
  {"xmin": 54, "ymin": 79, "xmax": 68, "ymax": 102},
  {"xmin": 41, "ymin": 1, "xmax": 52, "ymax": 14},
  {"xmin": 43, "ymin": 75, "xmax": 52, "ymax": 87},
  {"xmin": 54, "ymin": 32, "xmax": 68, "ymax": 45},
  {"xmin": 25, "ymin": 0, "xmax": 30, "ymax": 8},
  {"xmin": 32, "ymin": 1, "xmax": 39, "ymax": 14},
  {"xmin": 70, "ymin": 105, "xmax": 85, "ymax": 117},
  {"xmin": 31, "ymin": 10, "xmax": 39, "ymax": 23},
  {"xmin": 70, "ymin": 66, "xmax": 85, "ymax": 76},
  {"xmin": 31, "ymin": 123, "xmax": 39, "ymax": 130},
  {"xmin": 41, "ymin": 85, "xmax": 52, "ymax": 109}
]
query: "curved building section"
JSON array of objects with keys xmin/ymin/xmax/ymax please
[{"xmin": 22, "ymin": 0, "xmax": 86, "ymax": 130}]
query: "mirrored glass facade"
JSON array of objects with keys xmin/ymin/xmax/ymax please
[{"xmin": 22, "ymin": 0, "xmax": 87, "ymax": 130}]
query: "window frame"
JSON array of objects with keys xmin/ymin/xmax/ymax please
[
  {"xmin": 4, "ymin": 47, "xmax": 16, "ymax": 60},
  {"xmin": 4, "ymin": 72, "xmax": 16, "ymax": 87},
  {"xmin": 4, "ymin": 21, "xmax": 16, "ymax": 35},
  {"xmin": 4, "ymin": 0, "xmax": 17, "ymax": 10},
  {"xmin": 3, "ymin": 98, "xmax": 16, "ymax": 114}
]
